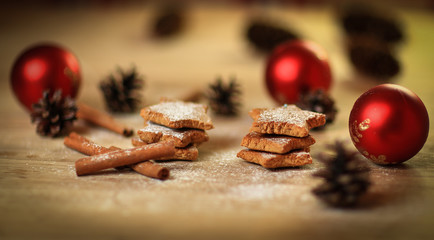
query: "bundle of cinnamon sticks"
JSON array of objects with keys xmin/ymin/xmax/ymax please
[
  {"xmin": 64, "ymin": 132, "xmax": 174, "ymax": 180},
  {"xmin": 65, "ymin": 103, "xmax": 177, "ymax": 180}
]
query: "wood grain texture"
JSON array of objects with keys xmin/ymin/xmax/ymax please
[{"xmin": 0, "ymin": 3, "xmax": 433, "ymax": 240}]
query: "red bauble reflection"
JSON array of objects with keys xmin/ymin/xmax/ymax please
[
  {"xmin": 10, "ymin": 44, "xmax": 81, "ymax": 111},
  {"xmin": 349, "ymin": 84, "xmax": 429, "ymax": 164},
  {"xmin": 265, "ymin": 40, "xmax": 332, "ymax": 104}
]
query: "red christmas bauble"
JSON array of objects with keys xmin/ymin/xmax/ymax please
[
  {"xmin": 10, "ymin": 43, "xmax": 81, "ymax": 111},
  {"xmin": 349, "ymin": 84, "xmax": 429, "ymax": 164},
  {"xmin": 265, "ymin": 40, "xmax": 332, "ymax": 104}
]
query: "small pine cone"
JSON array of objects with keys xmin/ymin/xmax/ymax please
[
  {"xmin": 349, "ymin": 46, "xmax": 400, "ymax": 80},
  {"xmin": 245, "ymin": 18, "xmax": 299, "ymax": 53},
  {"xmin": 100, "ymin": 67, "xmax": 144, "ymax": 113},
  {"xmin": 296, "ymin": 90, "xmax": 337, "ymax": 126},
  {"xmin": 207, "ymin": 77, "xmax": 242, "ymax": 116},
  {"xmin": 339, "ymin": 3, "xmax": 404, "ymax": 44},
  {"xmin": 312, "ymin": 141, "xmax": 370, "ymax": 207},
  {"xmin": 31, "ymin": 90, "xmax": 77, "ymax": 137}
]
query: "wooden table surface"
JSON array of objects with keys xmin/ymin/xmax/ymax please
[{"xmin": 1, "ymin": 3, "xmax": 433, "ymax": 240}]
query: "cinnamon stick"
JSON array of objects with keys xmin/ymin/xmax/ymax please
[
  {"xmin": 64, "ymin": 132, "xmax": 111, "ymax": 155},
  {"xmin": 75, "ymin": 141, "xmax": 175, "ymax": 176},
  {"xmin": 76, "ymin": 103, "xmax": 133, "ymax": 136},
  {"xmin": 65, "ymin": 132, "xmax": 171, "ymax": 179},
  {"xmin": 131, "ymin": 161, "xmax": 170, "ymax": 180}
]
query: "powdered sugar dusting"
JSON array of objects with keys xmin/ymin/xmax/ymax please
[
  {"xmin": 260, "ymin": 151, "xmax": 275, "ymax": 159},
  {"xmin": 138, "ymin": 121, "xmax": 186, "ymax": 139},
  {"xmin": 249, "ymin": 132, "xmax": 295, "ymax": 145},
  {"xmin": 295, "ymin": 151, "xmax": 309, "ymax": 157},
  {"xmin": 259, "ymin": 150, "xmax": 309, "ymax": 159},
  {"xmin": 257, "ymin": 105, "xmax": 319, "ymax": 128},
  {"xmin": 149, "ymin": 101, "xmax": 211, "ymax": 123},
  {"xmin": 265, "ymin": 135, "xmax": 294, "ymax": 145},
  {"xmin": 82, "ymin": 141, "xmax": 108, "ymax": 154}
]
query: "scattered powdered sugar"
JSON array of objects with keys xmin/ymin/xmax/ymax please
[
  {"xmin": 259, "ymin": 150, "xmax": 309, "ymax": 159},
  {"xmin": 257, "ymin": 105, "xmax": 319, "ymax": 127},
  {"xmin": 260, "ymin": 151, "xmax": 275, "ymax": 159},
  {"xmin": 229, "ymin": 183, "xmax": 282, "ymax": 200},
  {"xmin": 5, "ymin": 112, "xmax": 323, "ymax": 216},
  {"xmin": 295, "ymin": 151, "xmax": 309, "ymax": 157},
  {"xmin": 264, "ymin": 135, "xmax": 294, "ymax": 145},
  {"xmin": 82, "ymin": 141, "xmax": 107, "ymax": 154},
  {"xmin": 149, "ymin": 101, "xmax": 211, "ymax": 123},
  {"xmin": 138, "ymin": 121, "xmax": 187, "ymax": 139},
  {"xmin": 249, "ymin": 132, "xmax": 296, "ymax": 145}
]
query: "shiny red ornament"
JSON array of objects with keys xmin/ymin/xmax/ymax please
[
  {"xmin": 349, "ymin": 84, "xmax": 429, "ymax": 165},
  {"xmin": 10, "ymin": 43, "xmax": 81, "ymax": 111},
  {"xmin": 265, "ymin": 40, "xmax": 332, "ymax": 104}
]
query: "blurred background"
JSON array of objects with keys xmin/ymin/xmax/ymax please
[
  {"xmin": 2, "ymin": 0, "xmax": 434, "ymax": 8},
  {"xmin": 1, "ymin": 1, "xmax": 434, "ymax": 239}
]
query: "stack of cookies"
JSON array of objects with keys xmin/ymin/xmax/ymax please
[
  {"xmin": 237, "ymin": 104, "xmax": 326, "ymax": 168},
  {"xmin": 133, "ymin": 99, "xmax": 214, "ymax": 161}
]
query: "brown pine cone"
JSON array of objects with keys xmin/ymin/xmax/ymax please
[
  {"xmin": 245, "ymin": 18, "xmax": 299, "ymax": 53},
  {"xmin": 100, "ymin": 67, "xmax": 144, "ymax": 113},
  {"xmin": 296, "ymin": 90, "xmax": 337, "ymax": 127},
  {"xmin": 349, "ymin": 45, "xmax": 400, "ymax": 80},
  {"xmin": 313, "ymin": 141, "xmax": 371, "ymax": 207},
  {"xmin": 206, "ymin": 77, "xmax": 242, "ymax": 116},
  {"xmin": 31, "ymin": 90, "xmax": 77, "ymax": 137},
  {"xmin": 338, "ymin": 3, "xmax": 405, "ymax": 44}
]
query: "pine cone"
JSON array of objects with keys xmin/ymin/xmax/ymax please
[
  {"xmin": 246, "ymin": 18, "xmax": 299, "ymax": 53},
  {"xmin": 296, "ymin": 90, "xmax": 337, "ymax": 126},
  {"xmin": 349, "ymin": 45, "xmax": 400, "ymax": 79},
  {"xmin": 312, "ymin": 141, "xmax": 370, "ymax": 207},
  {"xmin": 31, "ymin": 90, "xmax": 77, "ymax": 137},
  {"xmin": 100, "ymin": 67, "xmax": 144, "ymax": 113},
  {"xmin": 207, "ymin": 77, "xmax": 242, "ymax": 116},
  {"xmin": 339, "ymin": 3, "xmax": 404, "ymax": 44}
]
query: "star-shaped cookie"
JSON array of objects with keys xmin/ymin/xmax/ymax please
[
  {"xmin": 237, "ymin": 148, "xmax": 312, "ymax": 168},
  {"xmin": 140, "ymin": 99, "xmax": 214, "ymax": 130},
  {"xmin": 137, "ymin": 121, "xmax": 209, "ymax": 148},
  {"xmin": 249, "ymin": 105, "xmax": 326, "ymax": 137},
  {"xmin": 241, "ymin": 132, "xmax": 316, "ymax": 154}
]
